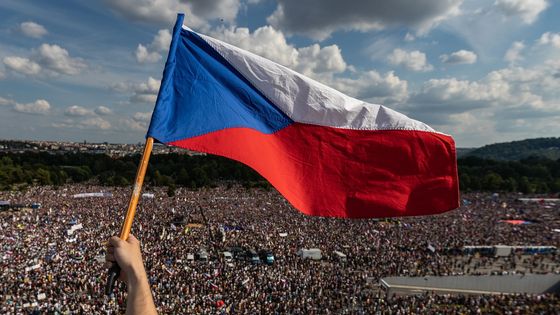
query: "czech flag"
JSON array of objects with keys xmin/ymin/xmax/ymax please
[{"xmin": 147, "ymin": 14, "xmax": 459, "ymax": 218}]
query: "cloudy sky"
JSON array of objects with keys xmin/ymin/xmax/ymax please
[{"xmin": 0, "ymin": 0, "xmax": 558, "ymax": 147}]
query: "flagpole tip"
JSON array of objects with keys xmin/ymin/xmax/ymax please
[{"xmin": 176, "ymin": 13, "xmax": 185, "ymax": 27}]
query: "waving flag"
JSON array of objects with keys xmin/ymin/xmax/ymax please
[{"xmin": 147, "ymin": 14, "xmax": 459, "ymax": 218}]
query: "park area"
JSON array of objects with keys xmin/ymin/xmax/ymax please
[{"xmin": 1, "ymin": 185, "xmax": 559, "ymax": 314}]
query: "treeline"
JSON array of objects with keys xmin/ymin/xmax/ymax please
[
  {"xmin": 0, "ymin": 152, "xmax": 267, "ymax": 193},
  {"xmin": 1, "ymin": 152, "xmax": 559, "ymax": 194},
  {"xmin": 459, "ymin": 156, "xmax": 560, "ymax": 193},
  {"xmin": 465, "ymin": 137, "xmax": 560, "ymax": 161}
]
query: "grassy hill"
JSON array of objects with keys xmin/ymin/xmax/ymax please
[{"xmin": 464, "ymin": 137, "xmax": 560, "ymax": 161}]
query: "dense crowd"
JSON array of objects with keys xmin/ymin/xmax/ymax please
[{"xmin": 1, "ymin": 184, "xmax": 559, "ymax": 314}]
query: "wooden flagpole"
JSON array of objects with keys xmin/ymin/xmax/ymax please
[{"xmin": 105, "ymin": 136, "xmax": 154, "ymax": 295}]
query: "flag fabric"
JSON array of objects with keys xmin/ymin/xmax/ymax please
[{"xmin": 147, "ymin": 14, "xmax": 459, "ymax": 218}]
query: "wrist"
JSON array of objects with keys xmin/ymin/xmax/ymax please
[{"xmin": 126, "ymin": 263, "xmax": 148, "ymax": 286}]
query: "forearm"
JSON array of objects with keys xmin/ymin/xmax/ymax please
[{"xmin": 126, "ymin": 266, "xmax": 157, "ymax": 315}]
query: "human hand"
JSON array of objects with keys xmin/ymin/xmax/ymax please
[{"xmin": 105, "ymin": 234, "xmax": 145, "ymax": 284}]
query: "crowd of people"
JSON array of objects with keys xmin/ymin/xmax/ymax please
[{"xmin": 1, "ymin": 184, "xmax": 559, "ymax": 314}]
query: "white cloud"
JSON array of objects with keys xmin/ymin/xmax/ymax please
[
  {"xmin": 494, "ymin": 0, "xmax": 549, "ymax": 24},
  {"xmin": 388, "ymin": 49, "xmax": 433, "ymax": 72},
  {"xmin": 329, "ymin": 70, "xmax": 409, "ymax": 105},
  {"xmin": 439, "ymin": 1, "xmax": 546, "ymax": 66},
  {"xmin": 208, "ymin": 25, "xmax": 411, "ymax": 105},
  {"xmin": 151, "ymin": 29, "xmax": 172, "ymax": 52},
  {"xmin": 135, "ymin": 44, "xmax": 161, "ymax": 63},
  {"xmin": 1, "ymin": 97, "xmax": 53, "ymax": 116},
  {"xmin": 0, "ymin": 96, "xmax": 14, "ymax": 106},
  {"xmin": 35, "ymin": 44, "xmax": 87, "ymax": 75},
  {"xmin": 132, "ymin": 94, "xmax": 158, "ymax": 104},
  {"xmin": 267, "ymin": 0, "xmax": 462, "ymax": 40},
  {"xmin": 120, "ymin": 118, "xmax": 147, "ymax": 131},
  {"xmin": 413, "ymin": 77, "xmax": 506, "ymax": 107},
  {"xmin": 123, "ymin": 112, "xmax": 153, "ymax": 131},
  {"xmin": 0, "ymin": 69, "xmax": 5, "ymax": 80},
  {"xmin": 3, "ymin": 56, "xmax": 41, "ymax": 75},
  {"xmin": 406, "ymin": 57, "xmax": 560, "ymax": 138},
  {"xmin": 95, "ymin": 106, "xmax": 112, "ymax": 115},
  {"xmin": 134, "ymin": 77, "xmax": 160, "ymax": 94},
  {"xmin": 133, "ymin": 112, "xmax": 152, "ymax": 122},
  {"xmin": 51, "ymin": 119, "xmax": 75, "ymax": 129},
  {"xmin": 451, "ymin": 64, "xmax": 559, "ymax": 146},
  {"xmin": 13, "ymin": 99, "xmax": 51, "ymax": 115},
  {"xmin": 180, "ymin": 0, "xmax": 242, "ymax": 26},
  {"xmin": 504, "ymin": 41, "xmax": 525, "ymax": 64},
  {"xmin": 104, "ymin": 0, "xmax": 241, "ymax": 28},
  {"xmin": 295, "ymin": 44, "xmax": 347, "ymax": 76},
  {"xmin": 110, "ymin": 82, "xmax": 130, "ymax": 93},
  {"xmin": 365, "ymin": 36, "xmax": 401, "ymax": 63},
  {"xmin": 112, "ymin": 77, "xmax": 161, "ymax": 104},
  {"xmin": 487, "ymin": 66, "xmax": 558, "ymax": 111},
  {"xmin": 128, "ymin": 77, "xmax": 161, "ymax": 104},
  {"xmin": 440, "ymin": 50, "xmax": 477, "ymax": 64},
  {"xmin": 3, "ymin": 44, "xmax": 85, "ymax": 77},
  {"xmin": 210, "ymin": 26, "xmax": 298, "ymax": 67},
  {"xmin": 79, "ymin": 117, "xmax": 111, "ymax": 130},
  {"xmin": 210, "ymin": 26, "xmax": 348, "ymax": 79},
  {"xmin": 135, "ymin": 29, "xmax": 172, "ymax": 63},
  {"xmin": 64, "ymin": 105, "xmax": 94, "ymax": 117},
  {"xmin": 404, "ymin": 33, "xmax": 416, "ymax": 42},
  {"xmin": 20, "ymin": 21, "xmax": 48, "ymax": 38},
  {"xmin": 52, "ymin": 117, "xmax": 112, "ymax": 130},
  {"xmin": 104, "ymin": 0, "xmax": 187, "ymax": 25},
  {"xmin": 537, "ymin": 32, "xmax": 560, "ymax": 48}
]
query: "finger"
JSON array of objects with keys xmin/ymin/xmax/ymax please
[
  {"xmin": 127, "ymin": 234, "xmax": 139, "ymax": 244},
  {"xmin": 105, "ymin": 253, "xmax": 115, "ymax": 262},
  {"xmin": 109, "ymin": 236, "xmax": 123, "ymax": 247}
]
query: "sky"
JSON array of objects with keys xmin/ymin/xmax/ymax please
[{"xmin": 0, "ymin": 0, "xmax": 558, "ymax": 147}]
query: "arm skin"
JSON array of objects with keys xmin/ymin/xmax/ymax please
[{"xmin": 106, "ymin": 235, "xmax": 157, "ymax": 315}]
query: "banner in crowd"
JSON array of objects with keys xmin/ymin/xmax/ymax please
[{"xmin": 72, "ymin": 192, "xmax": 113, "ymax": 198}]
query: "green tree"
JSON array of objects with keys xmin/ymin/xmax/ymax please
[
  {"xmin": 482, "ymin": 172, "xmax": 503, "ymax": 191},
  {"xmin": 501, "ymin": 177, "xmax": 518, "ymax": 192},
  {"xmin": 550, "ymin": 178, "xmax": 560, "ymax": 193},
  {"xmin": 459, "ymin": 173, "xmax": 472, "ymax": 191},
  {"xmin": 518, "ymin": 176, "xmax": 536, "ymax": 194},
  {"xmin": 177, "ymin": 168, "xmax": 191, "ymax": 186},
  {"xmin": 35, "ymin": 168, "xmax": 52, "ymax": 185}
]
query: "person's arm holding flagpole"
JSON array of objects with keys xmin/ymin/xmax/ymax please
[
  {"xmin": 104, "ymin": 136, "xmax": 154, "ymax": 295},
  {"xmin": 106, "ymin": 235, "xmax": 157, "ymax": 315},
  {"xmin": 102, "ymin": 12, "xmax": 184, "ymax": 300}
]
